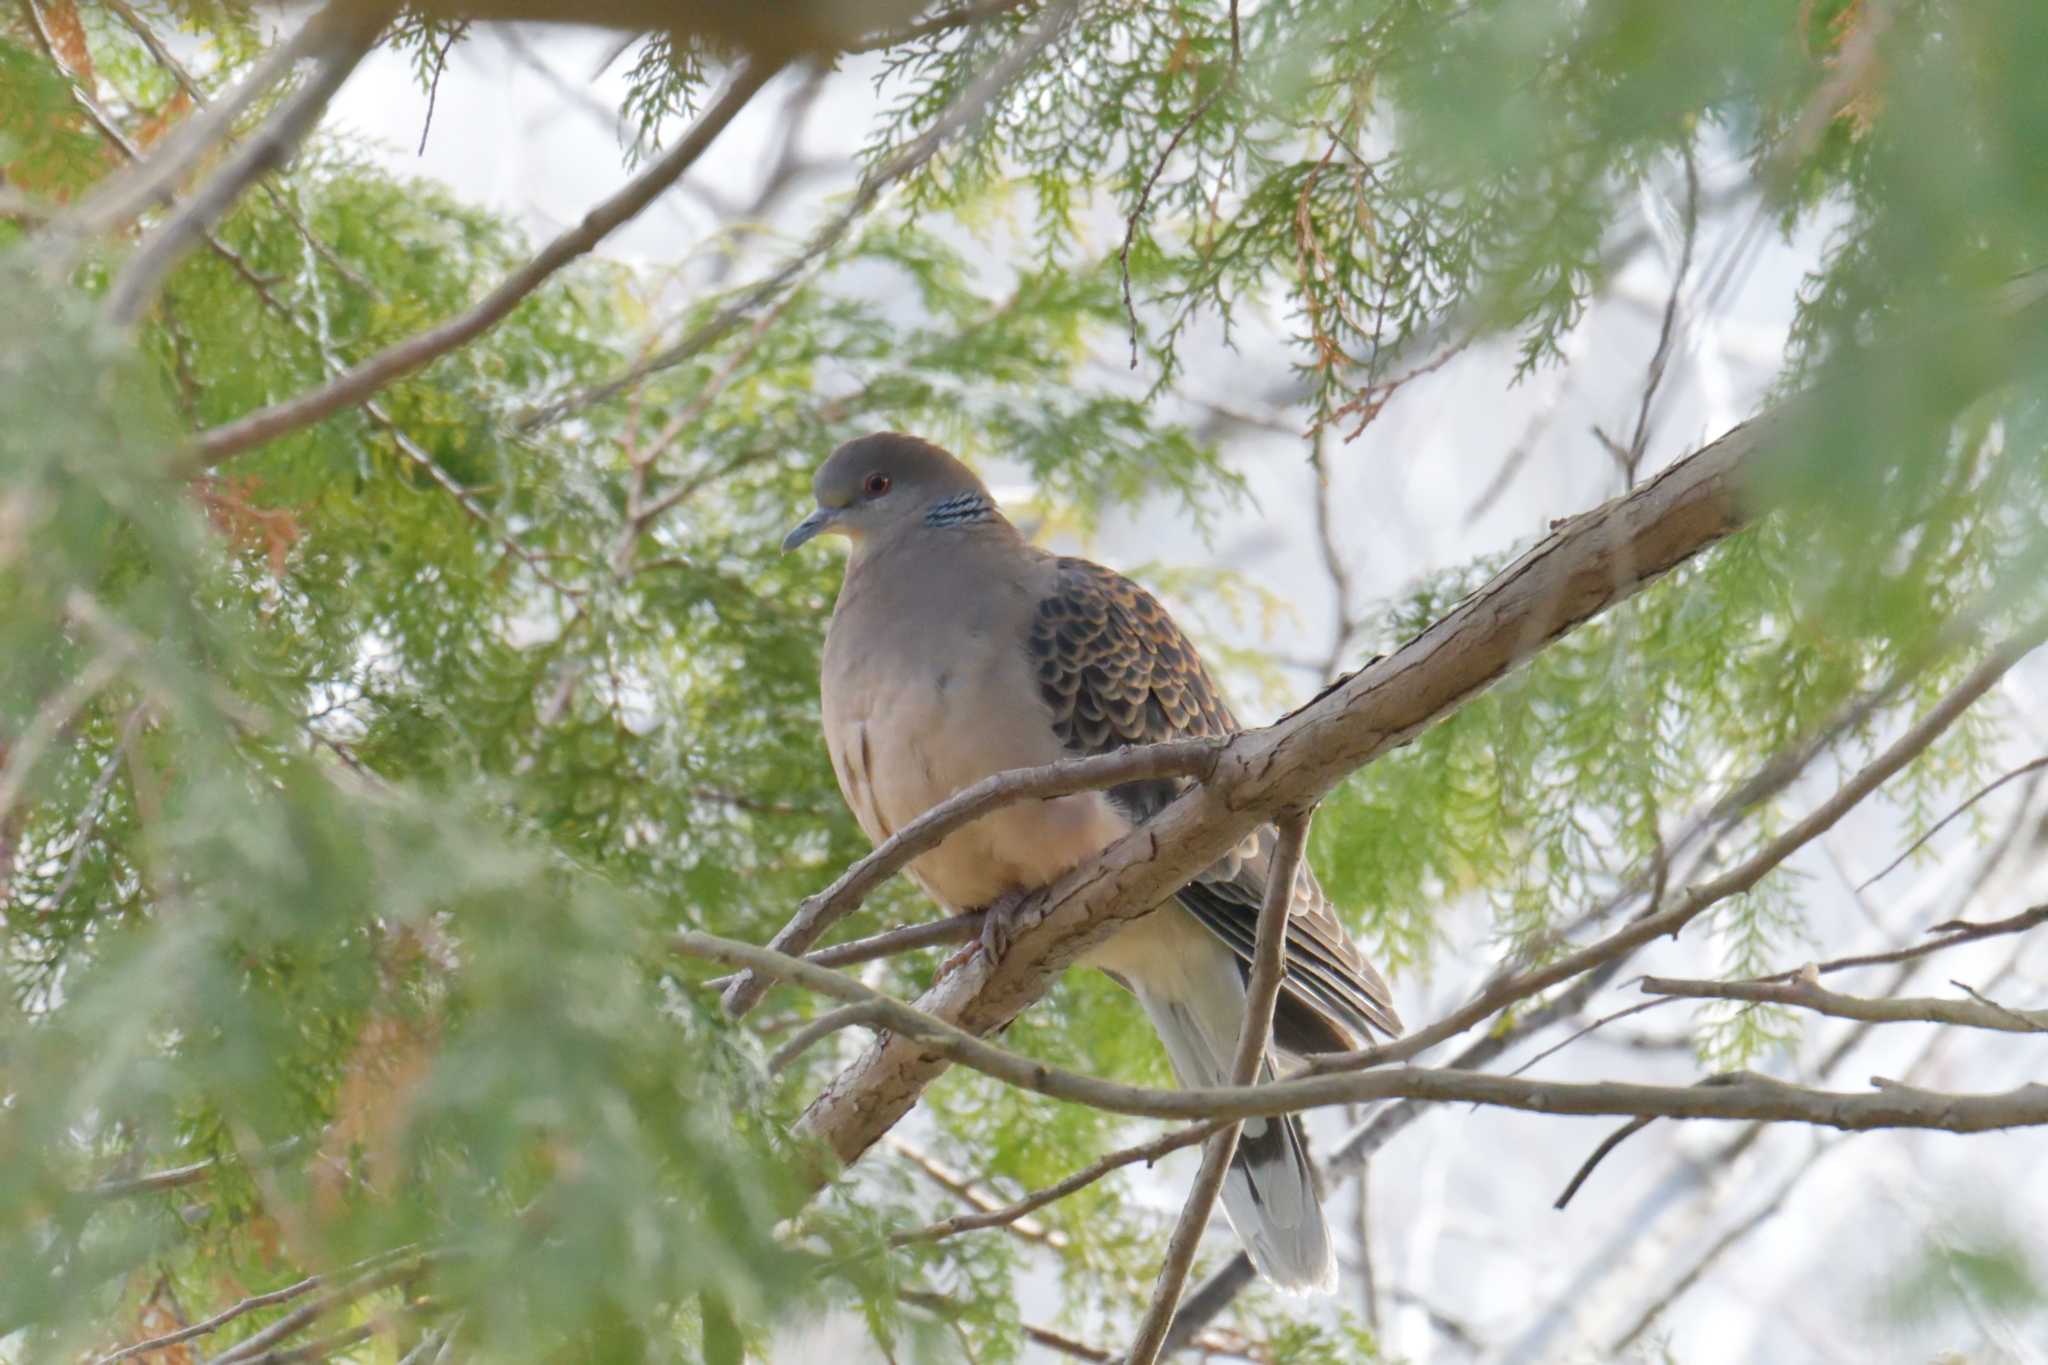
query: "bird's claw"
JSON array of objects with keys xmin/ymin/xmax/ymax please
[{"xmin": 977, "ymin": 889, "xmax": 1037, "ymax": 965}]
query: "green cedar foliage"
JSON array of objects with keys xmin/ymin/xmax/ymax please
[{"xmin": 2, "ymin": 0, "xmax": 2046, "ymax": 1359}]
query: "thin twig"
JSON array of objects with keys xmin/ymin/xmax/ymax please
[
  {"xmin": 889, "ymin": 1120, "xmax": 1227, "ymax": 1247},
  {"xmin": 0, "ymin": 649, "xmax": 131, "ymax": 830},
  {"xmin": 191, "ymin": 58, "xmax": 781, "ymax": 463},
  {"xmin": 1600, "ymin": 143, "xmax": 1700, "ymax": 486},
  {"xmin": 1551, "ymin": 1116, "xmax": 1656, "ymax": 1210},
  {"xmin": 52, "ymin": 3, "xmax": 340, "ymax": 242},
  {"xmin": 519, "ymin": 0, "xmax": 1081, "ymax": 432},
  {"xmin": 719, "ymin": 737, "xmax": 1221, "ymax": 1017},
  {"xmin": 95, "ymin": 1241, "xmax": 417, "ymax": 1365},
  {"xmin": 1948, "ymin": 979, "xmax": 2048, "ymax": 1034},
  {"xmin": 1638, "ymin": 972, "xmax": 2048, "ymax": 1034},
  {"xmin": 1310, "ymin": 624, "xmax": 2047, "ymax": 1075},
  {"xmin": 704, "ymin": 912, "xmax": 982, "ymax": 991},
  {"xmin": 97, "ymin": 1277, "xmax": 325, "ymax": 1365},
  {"xmin": 1124, "ymin": 812, "xmax": 1306, "ymax": 1365},
  {"xmin": 842, "ymin": 0, "xmax": 1036, "ymax": 54},
  {"xmin": 1799, "ymin": 904, "xmax": 2048, "ymax": 977},
  {"xmin": 769, "ymin": 1000, "xmax": 894, "ymax": 1072},
  {"xmin": 1117, "ymin": 0, "xmax": 1241, "ymax": 367},
  {"xmin": 886, "ymin": 1137, "xmax": 1061, "ymax": 1246},
  {"xmin": 208, "ymin": 1254, "xmax": 436, "ymax": 1365},
  {"xmin": 105, "ymin": 4, "xmax": 392, "ymax": 325},
  {"xmin": 99, "ymin": 0, "xmax": 378, "ymax": 294},
  {"xmin": 1858, "ymin": 754, "xmax": 2048, "ymax": 891}
]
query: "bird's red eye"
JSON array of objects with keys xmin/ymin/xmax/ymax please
[{"xmin": 863, "ymin": 473, "xmax": 891, "ymax": 497}]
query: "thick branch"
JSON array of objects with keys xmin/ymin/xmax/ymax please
[
  {"xmin": 788, "ymin": 408, "xmax": 1758, "ymax": 1175},
  {"xmin": 1640, "ymin": 973, "xmax": 2048, "ymax": 1033},
  {"xmin": 719, "ymin": 738, "xmax": 1221, "ymax": 1016},
  {"xmin": 190, "ymin": 58, "xmax": 780, "ymax": 464}
]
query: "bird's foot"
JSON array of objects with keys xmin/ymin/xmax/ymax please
[{"xmin": 977, "ymin": 888, "xmax": 1039, "ymax": 965}]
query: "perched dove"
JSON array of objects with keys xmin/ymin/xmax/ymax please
[{"xmin": 783, "ymin": 432, "xmax": 1401, "ymax": 1293}]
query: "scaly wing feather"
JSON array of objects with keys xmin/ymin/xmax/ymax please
[{"xmin": 1027, "ymin": 556, "xmax": 1401, "ymax": 1048}]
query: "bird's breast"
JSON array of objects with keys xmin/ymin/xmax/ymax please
[{"xmin": 820, "ymin": 625, "xmax": 1126, "ymax": 912}]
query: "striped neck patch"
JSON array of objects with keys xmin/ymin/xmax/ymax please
[{"xmin": 923, "ymin": 491, "xmax": 996, "ymax": 528}]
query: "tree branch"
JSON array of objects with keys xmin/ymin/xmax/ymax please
[
  {"xmin": 51, "ymin": 2, "xmax": 346, "ymax": 244},
  {"xmin": 718, "ymin": 737, "xmax": 1221, "ymax": 1017},
  {"xmin": 704, "ymin": 911, "xmax": 982, "ymax": 992},
  {"xmin": 1123, "ymin": 812, "xmax": 1305, "ymax": 1365},
  {"xmin": 1799, "ymin": 903, "xmax": 2048, "ymax": 977},
  {"xmin": 675, "ymin": 930, "xmax": 2048, "ymax": 1134},
  {"xmin": 888, "ymin": 1119, "xmax": 1227, "ymax": 1248},
  {"xmin": 1857, "ymin": 753, "xmax": 2048, "ymax": 891},
  {"xmin": 1639, "ymin": 972, "xmax": 2048, "ymax": 1034},
  {"xmin": 517, "ymin": 0, "xmax": 1081, "ymax": 431},
  {"xmin": 1309, "ymin": 623, "xmax": 2046, "ymax": 1075},
  {"xmin": 189, "ymin": 57, "xmax": 781, "ymax": 464},
  {"xmin": 104, "ymin": 3, "xmax": 393, "ymax": 325}
]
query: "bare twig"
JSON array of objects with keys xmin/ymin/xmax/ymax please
[
  {"xmin": 53, "ymin": 3, "xmax": 340, "ymax": 242},
  {"xmin": 1799, "ymin": 904, "xmax": 2048, "ymax": 977},
  {"xmin": 1602, "ymin": 143, "xmax": 1700, "ymax": 485},
  {"xmin": 1123, "ymin": 812, "xmax": 1305, "ymax": 1365},
  {"xmin": 1858, "ymin": 754, "xmax": 2048, "ymax": 891},
  {"xmin": 100, "ymin": 0, "xmax": 378, "ymax": 295},
  {"xmin": 704, "ymin": 912, "xmax": 982, "ymax": 991},
  {"xmin": 1948, "ymin": 979, "xmax": 2048, "ymax": 1034},
  {"xmin": 886, "ymin": 1137, "xmax": 1062, "ymax": 1246},
  {"xmin": 1307, "ymin": 430, "xmax": 1360, "ymax": 682},
  {"xmin": 719, "ymin": 737, "xmax": 1222, "ymax": 1017},
  {"xmin": 1311, "ymin": 625, "xmax": 2046, "ymax": 1075},
  {"xmin": 843, "ymin": 0, "xmax": 1036, "ymax": 54},
  {"xmin": 96, "ymin": 1242, "xmax": 420, "ymax": 1365},
  {"xmin": 97, "ymin": 1277, "xmax": 325, "ymax": 1365},
  {"xmin": 768, "ymin": 1000, "xmax": 894, "ymax": 1072},
  {"xmin": 518, "ymin": 0, "xmax": 1081, "ymax": 431},
  {"xmin": 190, "ymin": 58, "xmax": 781, "ymax": 463},
  {"xmin": 889, "ymin": 1119, "xmax": 1226, "ymax": 1247},
  {"xmin": 1639, "ymin": 972, "xmax": 2048, "ymax": 1034},
  {"xmin": 0, "ymin": 649, "xmax": 131, "ymax": 830},
  {"xmin": 1552, "ymin": 1115, "xmax": 1656, "ymax": 1211},
  {"xmin": 48, "ymin": 702, "xmax": 146, "ymax": 909},
  {"xmin": 208, "ymin": 1253, "xmax": 436, "ymax": 1365},
  {"xmin": 105, "ymin": 4, "xmax": 392, "ymax": 325},
  {"xmin": 371, "ymin": 404, "xmax": 582, "ymax": 598},
  {"xmin": 1117, "ymin": 0, "xmax": 1240, "ymax": 367},
  {"xmin": 1606, "ymin": 1139, "xmax": 1833, "ymax": 1352}
]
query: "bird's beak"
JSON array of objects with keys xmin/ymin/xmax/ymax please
[{"xmin": 781, "ymin": 507, "xmax": 837, "ymax": 553}]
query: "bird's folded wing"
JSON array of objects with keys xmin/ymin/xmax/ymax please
[{"xmin": 1029, "ymin": 554, "xmax": 1401, "ymax": 1049}]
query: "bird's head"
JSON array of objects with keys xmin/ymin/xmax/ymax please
[{"xmin": 782, "ymin": 432, "xmax": 1000, "ymax": 553}]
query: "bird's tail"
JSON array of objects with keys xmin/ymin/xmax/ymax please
[{"xmin": 1134, "ymin": 940, "xmax": 1337, "ymax": 1296}]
